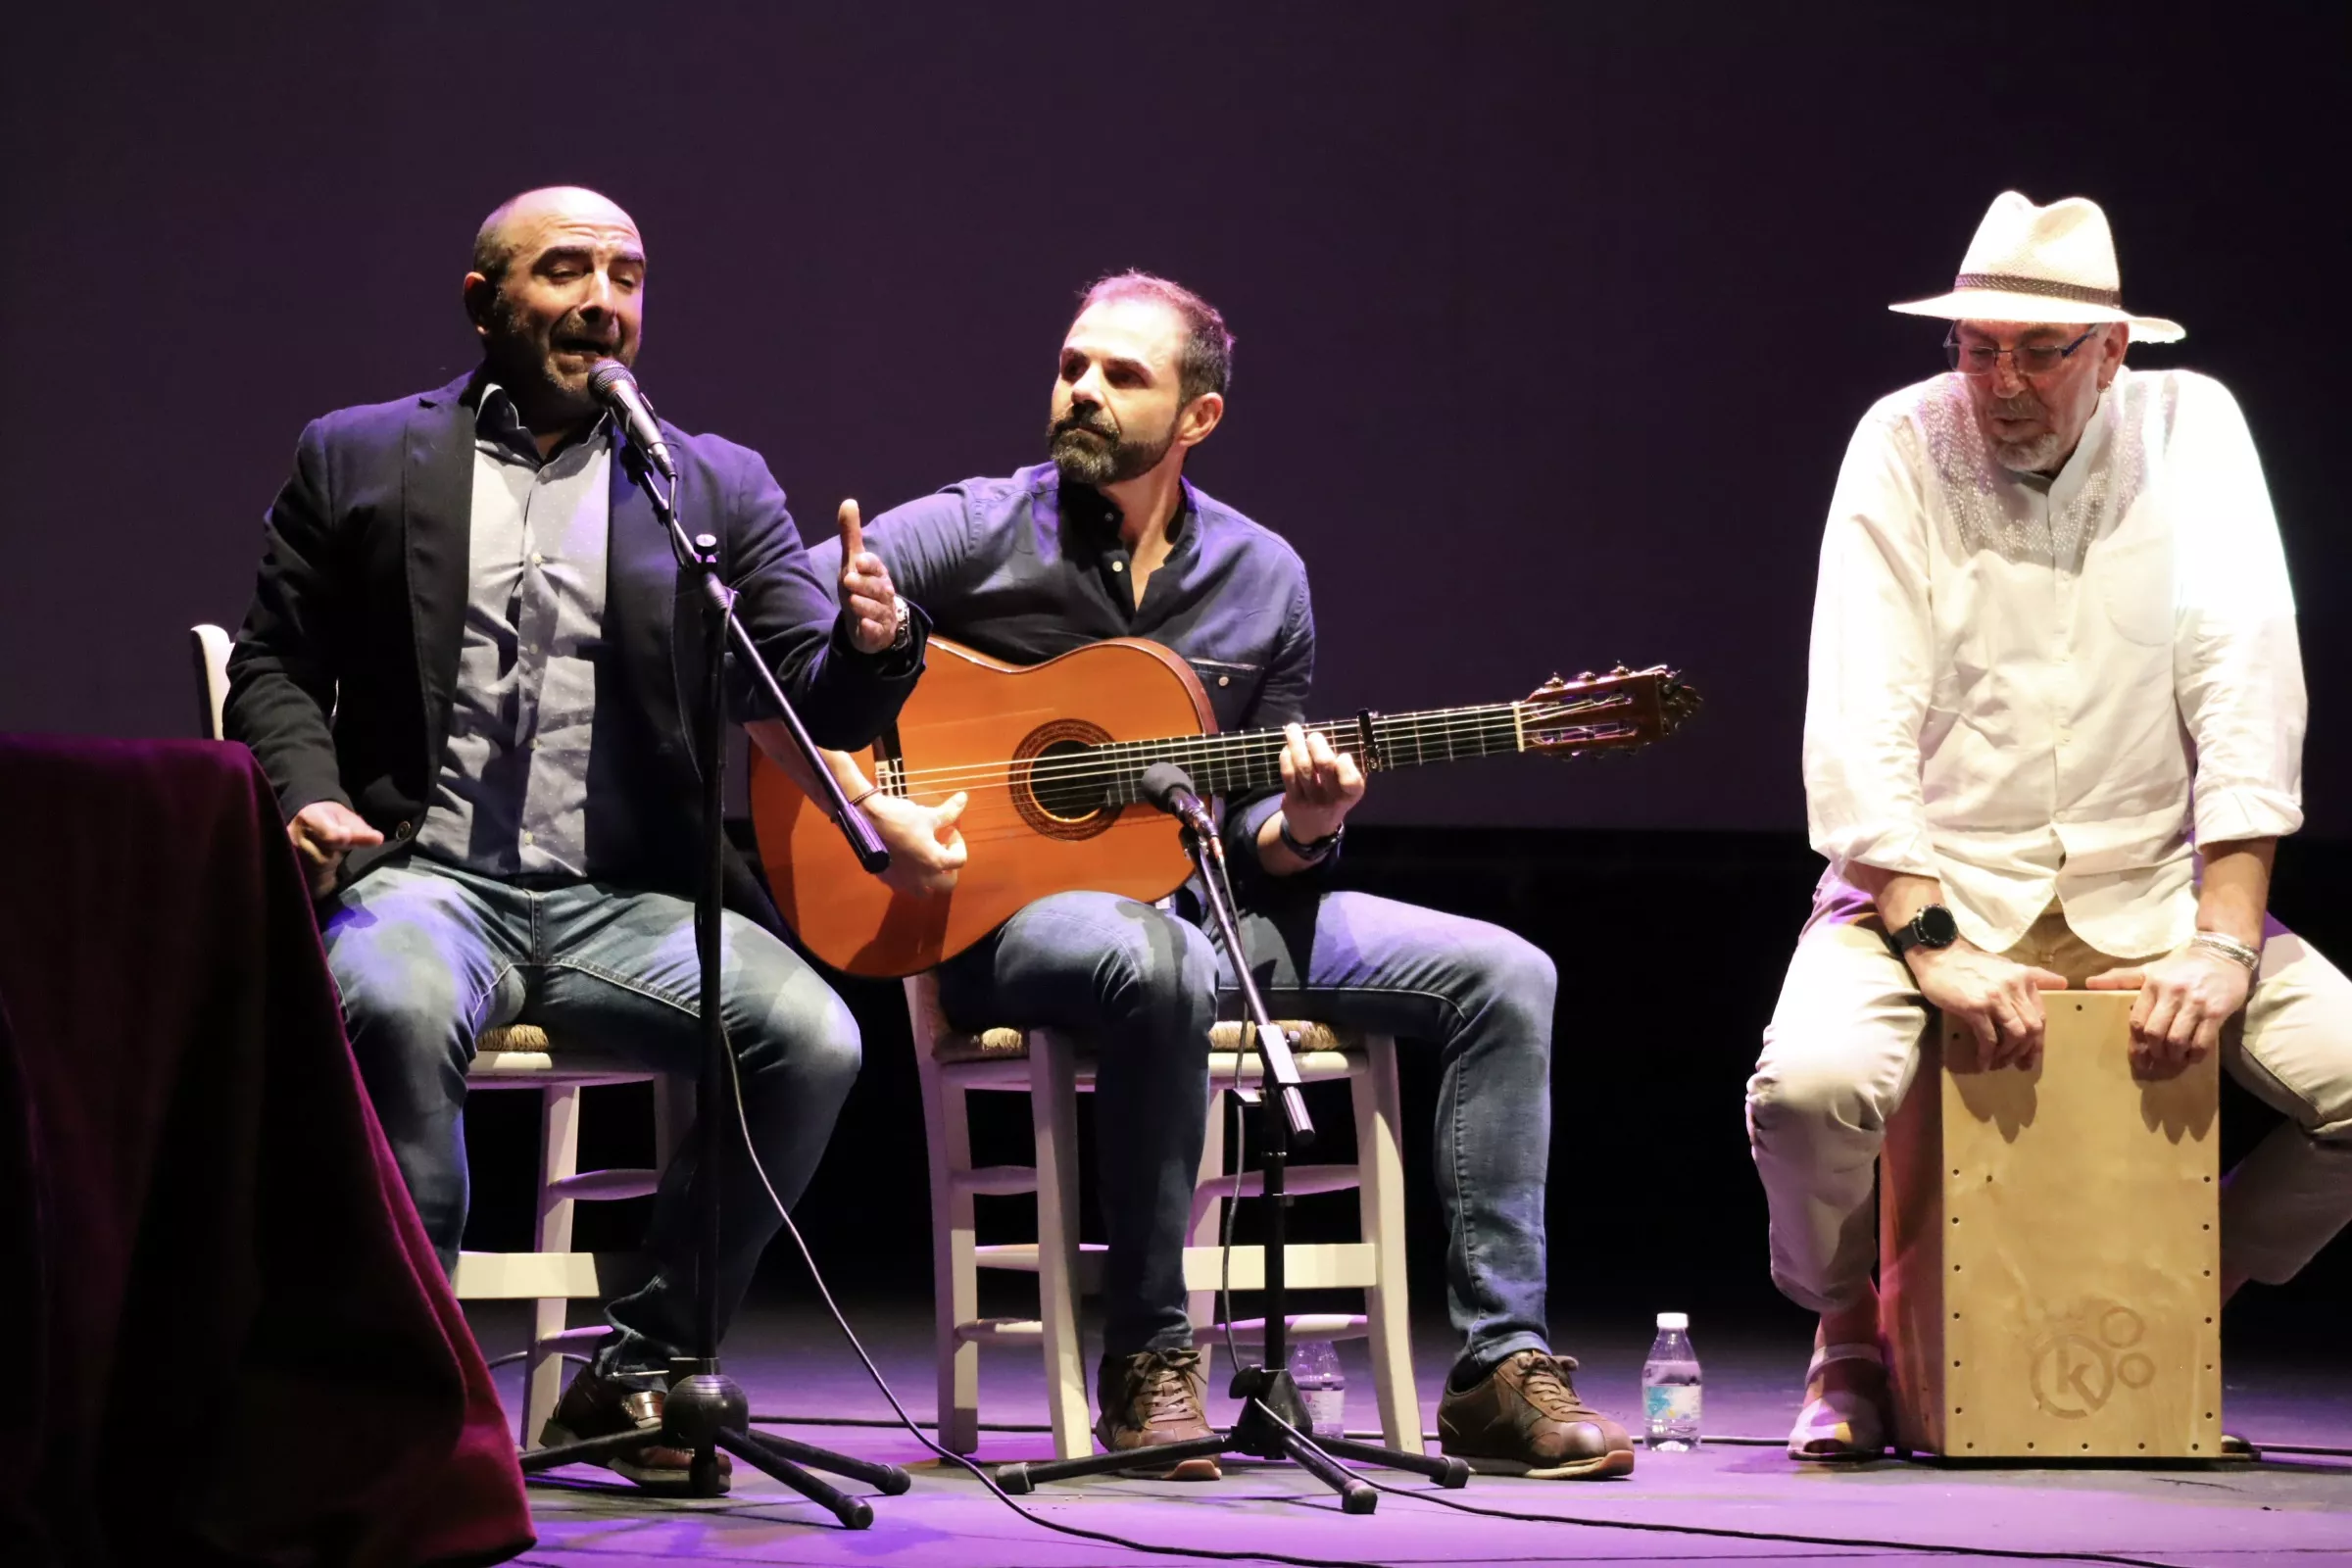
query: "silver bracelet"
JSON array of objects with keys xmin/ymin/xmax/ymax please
[{"xmin": 2188, "ymin": 930, "xmax": 2262, "ymax": 972}]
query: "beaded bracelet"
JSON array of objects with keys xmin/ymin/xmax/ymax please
[{"xmin": 2188, "ymin": 930, "xmax": 2262, "ymax": 972}]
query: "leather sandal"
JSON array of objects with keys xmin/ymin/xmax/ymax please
[{"xmin": 1788, "ymin": 1342, "xmax": 1888, "ymax": 1462}]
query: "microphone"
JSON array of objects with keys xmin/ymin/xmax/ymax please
[
  {"xmin": 588, "ymin": 359, "xmax": 676, "ymax": 480},
  {"xmin": 1139, "ymin": 761, "xmax": 1217, "ymax": 840}
]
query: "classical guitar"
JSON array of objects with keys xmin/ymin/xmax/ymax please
[{"xmin": 749, "ymin": 636, "xmax": 1700, "ymax": 979}]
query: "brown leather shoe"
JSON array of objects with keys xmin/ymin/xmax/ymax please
[
  {"xmin": 1438, "ymin": 1349, "xmax": 1637, "ymax": 1479},
  {"xmin": 1094, "ymin": 1348, "xmax": 1222, "ymax": 1480},
  {"xmin": 540, "ymin": 1366, "xmax": 734, "ymax": 1493}
]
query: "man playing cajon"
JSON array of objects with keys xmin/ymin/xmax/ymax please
[{"xmin": 1746, "ymin": 191, "xmax": 2352, "ymax": 1461}]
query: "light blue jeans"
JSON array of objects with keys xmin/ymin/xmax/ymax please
[
  {"xmin": 319, "ymin": 858, "xmax": 860, "ymax": 1377},
  {"xmin": 936, "ymin": 887, "xmax": 1557, "ymax": 1383}
]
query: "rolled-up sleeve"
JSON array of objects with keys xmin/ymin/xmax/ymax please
[
  {"xmin": 2171, "ymin": 376, "xmax": 2305, "ymax": 847},
  {"xmin": 1803, "ymin": 410, "xmax": 1940, "ymax": 879}
]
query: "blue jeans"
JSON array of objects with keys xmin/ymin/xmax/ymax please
[
  {"xmin": 319, "ymin": 858, "xmax": 861, "ymax": 1377},
  {"xmin": 936, "ymin": 887, "xmax": 1556, "ymax": 1381}
]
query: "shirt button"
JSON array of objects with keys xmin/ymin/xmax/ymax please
[
  {"xmin": 530, "ymin": 552, "xmax": 545, "ymax": 566},
  {"xmin": 1110, "ymin": 561, "xmax": 1126, "ymax": 573},
  {"xmin": 528, "ymin": 737, "xmax": 541, "ymax": 750},
  {"xmin": 521, "ymin": 830, "xmax": 535, "ymax": 846},
  {"xmin": 1218, "ymin": 675, "xmax": 1231, "ymax": 687}
]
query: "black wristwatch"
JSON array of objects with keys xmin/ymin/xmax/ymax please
[
  {"xmin": 1887, "ymin": 904, "xmax": 1961, "ymax": 958},
  {"xmin": 1277, "ymin": 814, "xmax": 1344, "ymax": 863}
]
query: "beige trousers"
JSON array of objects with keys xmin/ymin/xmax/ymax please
[{"xmin": 1747, "ymin": 908, "xmax": 2352, "ymax": 1313}]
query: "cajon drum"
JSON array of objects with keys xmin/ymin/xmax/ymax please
[{"xmin": 1881, "ymin": 990, "xmax": 2222, "ymax": 1460}]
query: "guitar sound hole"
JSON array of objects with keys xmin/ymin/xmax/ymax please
[{"xmin": 1028, "ymin": 740, "xmax": 1106, "ymax": 821}]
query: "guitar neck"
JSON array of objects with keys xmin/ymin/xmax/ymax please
[{"xmin": 1102, "ymin": 702, "xmax": 1525, "ymax": 805}]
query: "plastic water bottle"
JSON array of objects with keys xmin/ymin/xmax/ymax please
[
  {"xmin": 1642, "ymin": 1311, "xmax": 1702, "ymax": 1450},
  {"xmin": 1286, "ymin": 1337, "xmax": 1347, "ymax": 1440}
]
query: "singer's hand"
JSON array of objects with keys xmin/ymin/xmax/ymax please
[
  {"xmin": 868, "ymin": 791, "xmax": 968, "ymax": 897},
  {"xmin": 288, "ymin": 801, "xmax": 384, "ymax": 899},
  {"xmin": 836, "ymin": 500, "xmax": 903, "ymax": 655},
  {"xmin": 1277, "ymin": 722, "xmax": 1364, "ymax": 843}
]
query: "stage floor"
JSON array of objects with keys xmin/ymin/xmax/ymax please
[{"xmin": 468, "ymin": 1297, "xmax": 2352, "ymax": 1568}]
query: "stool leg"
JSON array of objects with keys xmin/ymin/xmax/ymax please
[
  {"xmin": 923, "ymin": 1060, "xmax": 982, "ymax": 1453},
  {"xmin": 1187, "ymin": 1082, "xmax": 1229, "ymax": 1390},
  {"xmin": 653, "ymin": 1073, "xmax": 692, "ymax": 1171},
  {"xmin": 1030, "ymin": 1032, "xmax": 1093, "ymax": 1460},
  {"xmin": 1354, "ymin": 1036, "xmax": 1422, "ymax": 1453},
  {"xmin": 524, "ymin": 1083, "xmax": 584, "ymax": 1446}
]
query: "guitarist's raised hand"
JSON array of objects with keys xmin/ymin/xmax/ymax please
[
  {"xmin": 869, "ymin": 790, "xmax": 970, "ymax": 897},
  {"xmin": 835, "ymin": 499, "xmax": 906, "ymax": 655}
]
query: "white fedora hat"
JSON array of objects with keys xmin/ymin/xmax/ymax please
[{"xmin": 1890, "ymin": 190, "xmax": 2184, "ymax": 343}]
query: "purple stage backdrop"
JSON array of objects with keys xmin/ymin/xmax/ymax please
[{"xmin": 4, "ymin": 3, "xmax": 2344, "ymax": 833}]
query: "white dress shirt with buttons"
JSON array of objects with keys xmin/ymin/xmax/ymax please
[{"xmin": 1802, "ymin": 365, "xmax": 2305, "ymax": 956}]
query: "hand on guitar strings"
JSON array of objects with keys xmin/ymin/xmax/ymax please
[
  {"xmin": 1277, "ymin": 721, "xmax": 1364, "ymax": 843},
  {"xmin": 835, "ymin": 499, "xmax": 906, "ymax": 655},
  {"xmin": 868, "ymin": 789, "xmax": 970, "ymax": 897}
]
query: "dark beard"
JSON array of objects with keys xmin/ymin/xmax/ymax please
[
  {"xmin": 485, "ymin": 293, "xmax": 606, "ymax": 423},
  {"xmin": 1049, "ymin": 413, "xmax": 1177, "ymax": 487}
]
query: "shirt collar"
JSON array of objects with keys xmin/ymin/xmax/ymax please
[
  {"xmin": 1057, "ymin": 473, "xmax": 1198, "ymax": 549},
  {"xmin": 468, "ymin": 373, "xmax": 612, "ymax": 467}
]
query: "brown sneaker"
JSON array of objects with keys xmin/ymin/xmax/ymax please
[
  {"xmin": 539, "ymin": 1366, "xmax": 735, "ymax": 1493},
  {"xmin": 1438, "ymin": 1349, "xmax": 1636, "ymax": 1479},
  {"xmin": 1094, "ymin": 1348, "xmax": 1222, "ymax": 1480}
]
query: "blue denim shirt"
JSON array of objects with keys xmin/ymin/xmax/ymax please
[{"xmin": 808, "ymin": 464, "xmax": 1322, "ymax": 882}]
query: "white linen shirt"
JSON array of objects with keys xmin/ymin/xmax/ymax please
[{"xmin": 1802, "ymin": 366, "xmax": 2304, "ymax": 956}]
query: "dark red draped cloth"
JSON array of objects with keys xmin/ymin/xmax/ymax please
[{"xmin": 0, "ymin": 737, "xmax": 532, "ymax": 1567}]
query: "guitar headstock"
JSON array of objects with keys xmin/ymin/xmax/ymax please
[{"xmin": 1519, "ymin": 664, "xmax": 1702, "ymax": 758}]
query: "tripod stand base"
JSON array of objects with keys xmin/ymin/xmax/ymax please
[
  {"xmin": 519, "ymin": 1372, "xmax": 909, "ymax": 1527},
  {"xmin": 992, "ymin": 1368, "xmax": 1468, "ymax": 1510}
]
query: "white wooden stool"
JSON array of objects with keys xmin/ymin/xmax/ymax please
[
  {"xmin": 456, "ymin": 1028, "xmax": 689, "ymax": 1445},
  {"xmin": 906, "ymin": 973, "xmax": 1422, "ymax": 1460},
  {"xmin": 1881, "ymin": 990, "xmax": 2223, "ymax": 1459}
]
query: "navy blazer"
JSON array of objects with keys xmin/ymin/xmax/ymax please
[{"xmin": 225, "ymin": 371, "xmax": 923, "ymax": 933}]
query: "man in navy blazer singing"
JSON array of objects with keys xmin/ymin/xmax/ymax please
[{"xmin": 225, "ymin": 186, "xmax": 924, "ymax": 1491}]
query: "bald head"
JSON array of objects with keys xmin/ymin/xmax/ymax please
[
  {"xmin": 464, "ymin": 185, "xmax": 647, "ymax": 436},
  {"xmin": 471, "ymin": 185, "xmax": 638, "ymax": 284}
]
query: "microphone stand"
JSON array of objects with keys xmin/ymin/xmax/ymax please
[
  {"xmin": 994, "ymin": 800, "xmax": 1468, "ymax": 1510},
  {"xmin": 518, "ymin": 441, "xmax": 908, "ymax": 1525}
]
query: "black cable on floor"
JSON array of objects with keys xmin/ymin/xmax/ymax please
[{"xmin": 1244, "ymin": 1400, "xmax": 2198, "ymax": 1568}]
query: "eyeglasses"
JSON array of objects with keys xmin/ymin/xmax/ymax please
[{"xmin": 1944, "ymin": 325, "xmax": 2101, "ymax": 377}]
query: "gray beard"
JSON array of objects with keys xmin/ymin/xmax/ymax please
[
  {"xmin": 1992, "ymin": 429, "xmax": 2069, "ymax": 474},
  {"xmin": 1050, "ymin": 420, "xmax": 1176, "ymax": 488}
]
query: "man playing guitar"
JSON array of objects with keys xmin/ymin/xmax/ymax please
[{"xmin": 804, "ymin": 272, "xmax": 1633, "ymax": 1481}]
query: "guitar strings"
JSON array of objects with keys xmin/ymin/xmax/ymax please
[
  {"xmin": 868, "ymin": 718, "xmax": 1613, "ymax": 799},
  {"xmin": 858, "ymin": 699, "xmax": 1638, "ymax": 797}
]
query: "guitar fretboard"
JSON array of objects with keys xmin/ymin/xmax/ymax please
[{"xmin": 1090, "ymin": 702, "xmax": 1527, "ymax": 806}]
